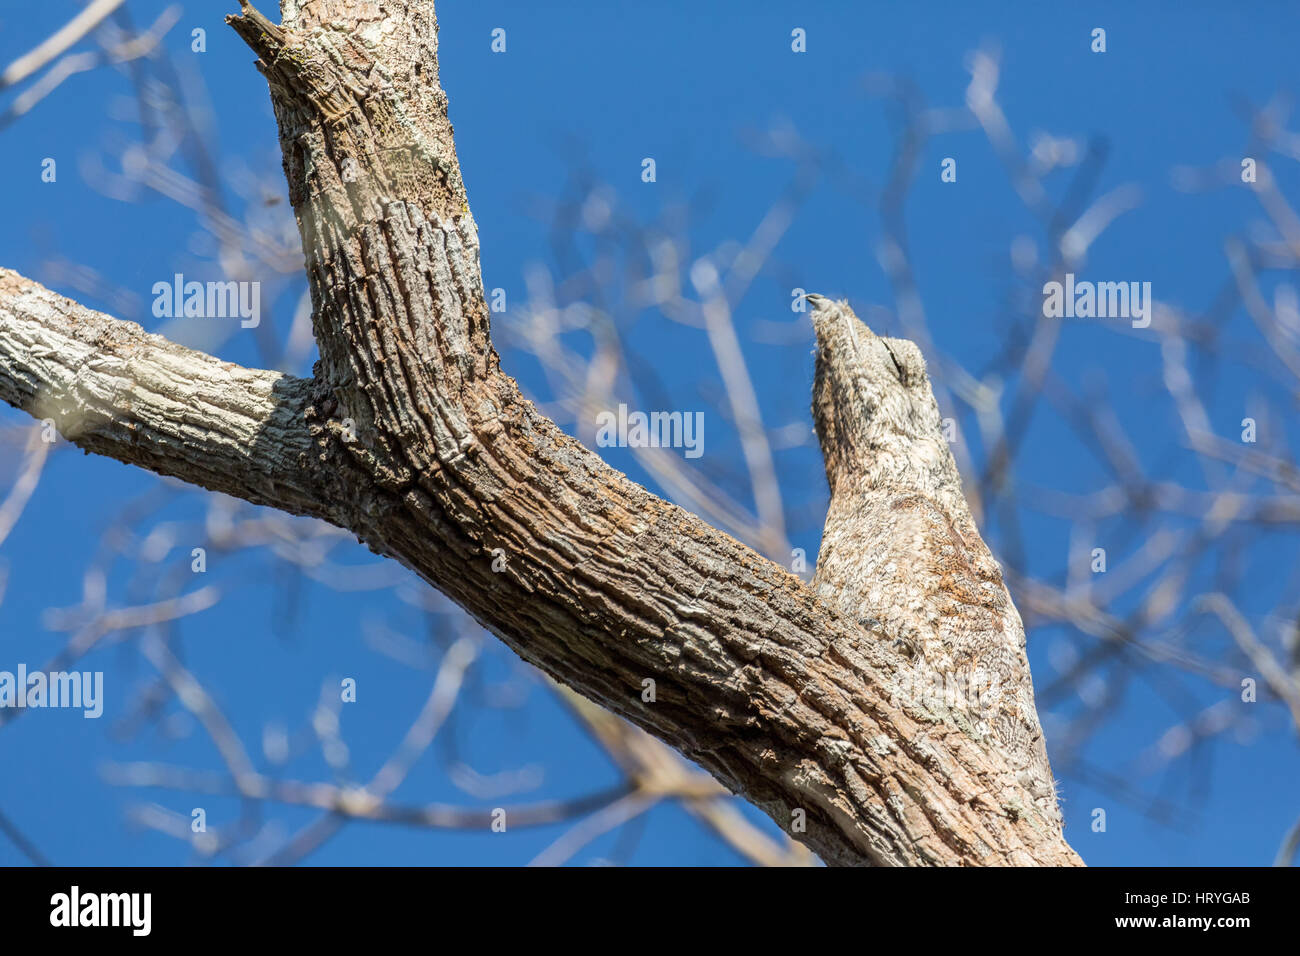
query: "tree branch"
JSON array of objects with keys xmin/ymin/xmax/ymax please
[
  {"xmin": 0, "ymin": 268, "xmax": 330, "ymax": 519},
  {"xmin": 0, "ymin": 0, "xmax": 1082, "ymax": 866}
]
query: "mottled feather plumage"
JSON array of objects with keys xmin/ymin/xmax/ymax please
[{"xmin": 808, "ymin": 296, "xmax": 1061, "ymax": 829}]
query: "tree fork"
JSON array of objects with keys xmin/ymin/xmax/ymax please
[{"xmin": 0, "ymin": 1, "xmax": 1082, "ymax": 866}]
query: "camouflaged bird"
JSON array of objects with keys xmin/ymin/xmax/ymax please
[{"xmin": 807, "ymin": 295, "xmax": 1061, "ymax": 830}]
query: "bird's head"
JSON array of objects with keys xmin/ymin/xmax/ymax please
[{"xmin": 808, "ymin": 295, "xmax": 953, "ymax": 498}]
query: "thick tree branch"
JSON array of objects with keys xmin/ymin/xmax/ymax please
[
  {"xmin": 0, "ymin": 268, "xmax": 331, "ymax": 519},
  {"xmin": 0, "ymin": 0, "xmax": 1082, "ymax": 866}
]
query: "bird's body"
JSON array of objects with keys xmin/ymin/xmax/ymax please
[{"xmin": 808, "ymin": 296, "xmax": 1060, "ymax": 829}]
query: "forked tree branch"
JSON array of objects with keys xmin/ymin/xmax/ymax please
[{"xmin": 0, "ymin": 0, "xmax": 1080, "ymax": 866}]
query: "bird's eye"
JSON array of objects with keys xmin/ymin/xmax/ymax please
[{"xmin": 882, "ymin": 342, "xmax": 909, "ymax": 386}]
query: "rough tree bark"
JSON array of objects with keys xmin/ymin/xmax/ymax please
[{"xmin": 0, "ymin": 0, "xmax": 1082, "ymax": 866}]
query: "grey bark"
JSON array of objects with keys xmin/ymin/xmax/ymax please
[{"xmin": 0, "ymin": 0, "xmax": 1081, "ymax": 866}]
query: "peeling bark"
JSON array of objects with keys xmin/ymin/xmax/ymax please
[{"xmin": 0, "ymin": 0, "xmax": 1082, "ymax": 866}]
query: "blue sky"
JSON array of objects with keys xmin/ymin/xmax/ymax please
[{"xmin": 1, "ymin": 1, "xmax": 1297, "ymax": 866}]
